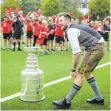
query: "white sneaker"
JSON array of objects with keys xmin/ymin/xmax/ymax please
[
  {"xmin": 16, "ymin": 45, "xmax": 18, "ymax": 48},
  {"xmin": 12, "ymin": 45, "xmax": 14, "ymax": 49}
]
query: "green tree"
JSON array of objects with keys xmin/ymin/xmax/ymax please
[
  {"xmin": 61, "ymin": 0, "xmax": 78, "ymax": 12},
  {"xmin": 41, "ymin": 0, "xmax": 82, "ymax": 18},
  {"xmin": 1, "ymin": 0, "xmax": 20, "ymax": 17},
  {"xmin": 20, "ymin": 0, "xmax": 41, "ymax": 14},
  {"xmin": 41, "ymin": 0, "xmax": 62, "ymax": 16},
  {"xmin": 74, "ymin": 10, "xmax": 83, "ymax": 19},
  {"xmin": 88, "ymin": 0, "xmax": 110, "ymax": 19},
  {"xmin": 61, "ymin": 0, "xmax": 83, "ymax": 18}
]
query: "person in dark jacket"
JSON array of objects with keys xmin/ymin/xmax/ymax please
[
  {"xmin": 103, "ymin": 16, "xmax": 110, "ymax": 51},
  {"xmin": 12, "ymin": 15, "xmax": 23, "ymax": 51}
]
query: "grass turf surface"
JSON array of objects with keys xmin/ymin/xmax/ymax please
[{"xmin": 1, "ymin": 45, "xmax": 110, "ymax": 110}]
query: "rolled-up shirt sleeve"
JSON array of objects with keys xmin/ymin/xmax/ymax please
[{"xmin": 67, "ymin": 28, "xmax": 81, "ymax": 54}]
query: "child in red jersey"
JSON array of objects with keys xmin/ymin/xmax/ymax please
[
  {"xmin": 33, "ymin": 19, "xmax": 40, "ymax": 46},
  {"xmin": 26, "ymin": 16, "xmax": 34, "ymax": 47},
  {"xmin": 93, "ymin": 21, "xmax": 98, "ymax": 30},
  {"xmin": 7, "ymin": 17, "xmax": 13, "ymax": 49},
  {"xmin": 96, "ymin": 21, "xmax": 104, "ymax": 36},
  {"xmin": 53, "ymin": 17, "xmax": 65, "ymax": 54},
  {"xmin": 37, "ymin": 19, "xmax": 50, "ymax": 55},
  {"xmin": 1, "ymin": 16, "xmax": 10, "ymax": 49},
  {"xmin": 47, "ymin": 18, "xmax": 55, "ymax": 52}
]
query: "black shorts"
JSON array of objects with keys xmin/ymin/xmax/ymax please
[
  {"xmin": 65, "ymin": 35, "xmax": 69, "ymax": 41},
  {"xmin": 43, "ymin": 38, "xmax": 48, "ymax": 45},
  {"xmin": 9, "ymin": 31, "xmax": 12, "ymax": 38},
  {"xmin": 55, "ymin": 36, "xmax": 64, "ymax": 44},
  {"xmin": 3, "ymin": 33, "xmax": 10, "ymax": 39},
  {"xmin": 48, "ymin": 34, "xmax": 55, "ymax": 40},
  {"xmin": 103, "ymin": 34, "xmax": 109, "ymax": 41},
  {"xmin": 27, "ymin": 31, "xmax": 33, "ymax": 38},
  {"xmin": 33, "ymin": 35, "xmax": 38, "ymax": 41},
  {"xmin": 13, "ymin": 33, "xmax": 21, "ymax": 39},
  {"xmin": 21, "ymin": 29, "xmax": 24, "ymax": 36}
]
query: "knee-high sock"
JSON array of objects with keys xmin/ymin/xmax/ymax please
[
  {"xmin": 87, "ymin": 77, "xmax": 103, "ymax": 100},
  {"xmin": 65, "ymin": 83, "xmax": 81, "ymax": 103},
  {"xmin": 13, "ymin": 42, "xmax": 16, "ymax": 50},
  {"xmin": 33, "ymin": 36, "xmax": 37, "ymax": 46},
  {"xmin": 18, "ymin": 42, "xmax": 20, "ymax": 49}
]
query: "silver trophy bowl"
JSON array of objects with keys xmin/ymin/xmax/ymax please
[{"xmin": 24, "ymin": 47, "xmax": 40, "ymax": 54}]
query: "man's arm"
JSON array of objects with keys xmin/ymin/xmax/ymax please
[
  {"xmin": 72, "ymin": 52, "xmax": 81, "ymax": 70},
  {"xmin": 67, "ymin": 28, "xmax": 81, "ymax": 70},
  {"xmin": 70, "ymin": 52, "xmax": 81, "ymax": 78},
  {"xmin": 67, "ymin": 28, "xmax": 81, "ymax": 77},
  {"xmin": 103, "ymin": 16, "xmax": 110, "ymax": 24}
]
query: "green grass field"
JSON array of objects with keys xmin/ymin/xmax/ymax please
[{"xmin": 1, "ymin": 42, "xmax": 110, "ymax": 110}]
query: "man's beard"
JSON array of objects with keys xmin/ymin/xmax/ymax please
[{"xmin": 61, "ymin": 25, "xmax": 67, "ymax": 31}]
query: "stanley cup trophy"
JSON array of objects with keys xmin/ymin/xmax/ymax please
[{"xmin": 20, "ymin": 47, "xmax": 45, "ymax": 101}]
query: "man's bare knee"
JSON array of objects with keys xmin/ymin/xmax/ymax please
[
  {"xmin": 84, "ymin": 73, "xmax": 94, "ymax": 79},
  {"xmin": 76, "ymin": 73, "xmax": 84, "ymax": 79},
  {"xmin": 74, "ymin": 73, "xmax": 84, "ymax": 86}
]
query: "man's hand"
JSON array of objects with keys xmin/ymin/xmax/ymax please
[{"xmin": 70, "ymin": 71, "xmax": 78, "ymax": 77}]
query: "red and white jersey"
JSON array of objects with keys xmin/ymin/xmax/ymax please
[
  {"xmin": 26, "ymin": 20, "xmax": 33, "ymax": 31},
  {"xmin": 40, "ymin": 25, "xmax": 50, "ymax": 38},
  {"xmin": 1, "ymin": 21, "xmax": 10, "ymax": 33},
  {"xmin": 55, "ymin": 17, "xmax": 64, "ymax": 37},
  {"xmin": 7, "ymin": 20, "xmax": 13, "ymax": 32},
  {"xmin": 55, "ymin": 25, "xmax": 64, "ymax": 37},
  {"xmin": 97, "ymin": 26, "xmax": 104, "ymax": 32},
  {"xmin": 36, "ymin": 25, "xmax": 49, "ymax": 45},
  {"xmin": 33, "ymin": 23, "xmax": 40, "ymax": 36},
  {"xmin": 93, "ymin": 25, "xmax": 98, "ymax": 30}
]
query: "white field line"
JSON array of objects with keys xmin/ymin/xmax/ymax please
[{"xmin": 1, "ymin": 62, "xmax": 111, "ymax": 103}]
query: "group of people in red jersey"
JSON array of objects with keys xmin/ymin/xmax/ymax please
[
  {"xmin": 1, "ymin": 10, "xmax": 68, "ymax": 55},
  {"xmin": 1, "ymin": 9, "xmax": 110, "ymax": 55}
]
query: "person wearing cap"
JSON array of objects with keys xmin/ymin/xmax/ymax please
[{"xmin": 52, "ymin": 13, "xmax": 106, "ymax": 109}]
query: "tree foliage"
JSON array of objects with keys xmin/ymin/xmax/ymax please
[
  {"xmin": 1, "ymin": 0, "xmax": 20, "ymax": 16},
  {"xmin": 41, "ymin": 0, "xmax": 62, "ymax": 16},
  {"xmin": 41, "ymin": 0, "xmax": 83, "ymax": 18},
  {"xmin": 20, "ymin": 0, "xmax": 41, "ymax": 14},
  {"xmin": 88, "ymin": 0, "xmax": 110, "ymax": 19},
  {"xmin": 61, "ymin": 0, "xmax": 83, "ymax": 18},
  {"xmin": 1, "ymin": 0, "xmax": 83, "ymax": 18},
  {"xmin": 61, "ymin": 0, "xmax": 78, "ymax": 12}
]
